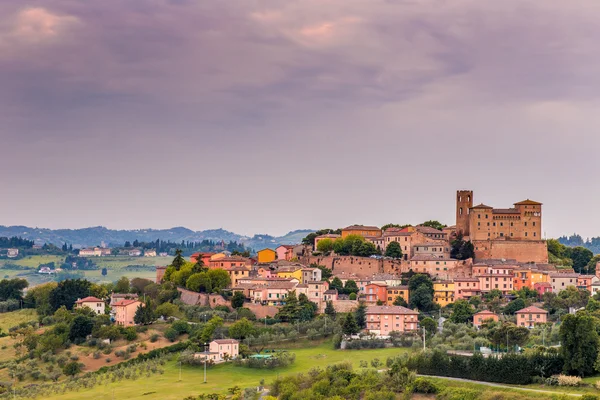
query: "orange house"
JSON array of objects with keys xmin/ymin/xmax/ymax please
[
  {"xmin": 516, "ymin": 306, "xmax": 548, "ymax": 328},
  {"xmin": 257, "ymin": 248, "xmax": 277, "ymax": 264},
  {"xmin": 113, "ymin": 299, "xmax": 142, "ymax": 327},
  {"xmin": 386, "ymin": 286, "xmax": 410, "ymax": 306},
  {"xmin": 473, "ymin": 310, "xmax": 499, "ymax": 328},
  {"xmin": 209, "ymin": 256, "xmax": 252, "ymax": 270},
  {"xmin": 577, "ymin": 275, "xmax": 596, "ymax": 292},
  {"xmin": 341, "ymin": 225, "xmax": 382, "ymax": 239},
  {"xmin": 364, "ymin": 283, "xmax": 388, "ymax": 303}
]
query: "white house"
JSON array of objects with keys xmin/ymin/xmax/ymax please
[{"xmin": 74, "ymin": 296, "xmax": 105, "ymax": 315}]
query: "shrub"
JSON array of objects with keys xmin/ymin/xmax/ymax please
[
  {"xmin": 106, "ymin": 358, "xmax": 111, "ymax": 363},
  {"xmin": 93, "ymin": 352, "xmax": 101, "ymax": 359},
  {"xmin": 164, "ymin": 328, "xmax": 178, "ymax": 342},
  {"xmin": 412, "ymin": 377, "xmax": 439, "ymax": 394},
  {"xmin": 115, "ymin": 350, "xmax": 125, "ymax": 358},
  {"xmin": 235, "ymin": 352, "xmax": 296, "ymax": 369},
  {"xmin": 150, "ymin": 333, "xmax": 160, "ymax": 343},
  {"xmin": 581, "ymin": 395, "xmax": 599, "ymax": 400},
  {"xmin": 437, "ymin": 388, "xmax": 480, "ymax": 400},
  {"xmin": 171, "ymin": 320, "xmax": 190, "ymax": 335},
  {"xmin": 69, "ymin": 355, "xmax": 79, "ymax": 361},
  {"xmin": 556, "ymin": 374, "xmax": 582, "ymax": 386},
  {"xmin": 62, "ymin": 361, "xmax": 82, "ymax": 376},
  {"xmin": 122, "ymin": 327, "xmax": 137, "ymax": 341}
]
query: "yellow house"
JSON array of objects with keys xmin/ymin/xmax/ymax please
[
  {"xmin": 257, "ymin": 248, "xmax": 277, "ymax": 264},
  {"xmin": 433, "ymin": 281, "xmax": 455, "ymax": 307},
  {"xmin": 226, "ymin": 266, "xmax": 251, "ymax": 287},
  {"xmin": 276, "ymin": 266, "xmax": 304, "ymax": 282},
  {"xmin": 386, "ymin": 286, "xmax": 410, "ymax": 306},
  {"xmin": 341, "ymin": 225, "xmax": 382, "ymax": 239}
]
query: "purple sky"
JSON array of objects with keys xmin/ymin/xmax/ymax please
[{"xmin": 1, "ymin": 1, "xmax": 599, "ymax": 238}]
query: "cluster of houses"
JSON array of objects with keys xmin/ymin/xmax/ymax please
[
  {"xmin": 74, "ymin": 293, "xmax": 142, "ymax": 327},
  {"xmin": 78, "ymin": 247, "xmax": 161, "ymax": 257}
]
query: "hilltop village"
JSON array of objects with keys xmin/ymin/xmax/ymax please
[{"xmin": 153, "ymin": 190, "xmax": 593, "ymax": 333}]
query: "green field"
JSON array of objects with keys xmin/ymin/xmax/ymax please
[
  {"xmin": 0, "ymin": 309, "xmax": 37, "ymax": 331},
  {"xmin": 0, "ymin": 255, "xmax": 64, "ymax": 268},
  {"xmin": 42, "ymin": 342, "xmax": 412, "ymax": 400},
  {"xmin": 92, "ymin": 256, "xmax": 172, "ymax": 269}
]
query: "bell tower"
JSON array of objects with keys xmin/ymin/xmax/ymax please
[{"xmin": 456, "ymin": 190, "xmax": 473, "ymax": 237}]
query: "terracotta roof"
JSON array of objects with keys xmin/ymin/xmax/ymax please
[
  {"xmin": 324, "ymin": 289, "xmax": 337, "ymax": 294},
  {"xmin": 386, "ymin": 285, "xmax": 409, "ymax": 290},
  {"xmin": 366, "ymin": 305, "xmax": 419, "ymax": 315},
  {"xmin": 211, "ymin": 256, "xmax": 251, "ymax": 262},
  {"xmin": 474, "ymin": 310, "xmax": 497, "ymax": 315},
  {"xmin": 492, "ymin": 208, "xmax": 519, "ymax": 214},
  {"xmin": 257, "ymin": 248, "xmax": 276, "ymax": 253},
  {"xmin": 471, "ymin": 203, "xmax": 493, "ymax": 209},
  {"xmin": 383, "ymin": 231, "xmax": 413, "ymax": 237},
  {"xmin": 534, "ymin": 282, "xmax": 552, "ymax": 287},
  {"xmin": 514, "ymin": 199, "xmax": 542, "ymax": 206},
  {"xmin": 76, "ymin": 296, "xmax": 103, "ymax": 304},
  {"xmin": 413, "ymin": 242, "xmax": 448, "ymax": 247},
  {"xmin": 415, "ymin": 226, "xmax": 445, "ymax": 234},
  {"xmin": 515, "ymin": 306, "xmax": 548, "ymax": 314},
  {"xmin": 296, "ymin": 284, "xmax": 308, "ymax": 288},
  {"xmin": 316, "ymin": 234, "xmax": 341, "ymax": 239},
  {"xmin": 113, "ymin": 299, "xmax": 140, "ymax": 307},
  {"xmin": 410, "ymin": 255, "xmax": 457, "ymax": 261},
  {"xmin": 212, "ymin": 339, "xmax": 238, "ymax": 344},
  {"xmin": 343, "ymin": 225, "xmax": 381, "ymax": 231},
  {"xmin": 225, "ymin": 266, "xmax": 250, "ymax": 271},
  {"xmin": 549, "ymin": 273, "xmax": 580, "ymax": 278},
  {"xmin": 277, "ymin": 245, "xmax": 296, "ymax": 249},
  {"xmin": 454, "ymin": 277, "xmax": 480, "ymax": 282}
]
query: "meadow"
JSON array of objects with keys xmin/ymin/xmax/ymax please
[{"xmin": 0, "ymin": 308, "xmax": 37, "ymax": 332}]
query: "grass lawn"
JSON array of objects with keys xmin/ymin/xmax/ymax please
[
  {"xmin": 0, "ymin": 309, "xmax": 37, "ymax": 332},
  {"xmin": 93, "ymin": 256, "xmax": 172, "ymax": 269},
  {"xmin": 0, "ymin": 255, "xmax": 64, "ymax": 268},
  {"xmin": 41, "ymin": 342, "xmax": 413, "ymax": 400}
]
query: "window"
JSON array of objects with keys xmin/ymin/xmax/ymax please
[
  {"xmin": 525, "ymin": 232, "xmax": 528, "ymax": 237},
  {"xmin": 533, "ymin": 222, "xmax": 536, "ymax": 226},
  {"xmin": 500, "ymin": 222, "xmax": 503, "ymax": 227},
  {"xmin": 524, "ymin": 222, "xmax": 528, "ymax": 226}
]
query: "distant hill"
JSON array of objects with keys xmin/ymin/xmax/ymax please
[
  {"xmin": 558, "ymin": 234, "xmax": 600, "ymax": 255},
  {"xmin": 0, "ymin": 225, "xmax": 314, "ymax": 251}
]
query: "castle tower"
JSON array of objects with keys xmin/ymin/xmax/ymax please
[{"xmin": 456, "ymin": 190, "xmax": 473, "ymax": 237}]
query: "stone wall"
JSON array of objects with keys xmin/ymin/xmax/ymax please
[
  {"xmin": 301, "ymin": 255, "xmax": 406, "ymax": 279},
  {"xmin": 244, "ymin": 303, "xmax": 280, "ymax": 319},
  {"xmin": 473, "ymin": 240, "xmax": 548, "ymax": 263},
  {"xmin": 176, "ymin": 288, "xmax": 229, "ymax": 308},
  {"xmin": 320, "ymin": 300, "xmax": 358, "ymax": 313}
]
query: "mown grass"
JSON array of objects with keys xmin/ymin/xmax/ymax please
[
  {"xmin": 0, "ymin": 255, "xmax": 64, "ymax": 268},
  {"xmin": 41, "ymin": 342, "xmax": 413, "ymax": 400},
  {"xmin": 92, "ymin": 256, "xmax": 172, "ymax": 269},
  {"xmin": 0, "ymin": 309, "xmax": 37, "ymax": 332}
]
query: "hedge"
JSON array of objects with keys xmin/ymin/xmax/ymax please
[{"xmin": 406, "ymin": 349, "xmax": 563, "ymax": 385}]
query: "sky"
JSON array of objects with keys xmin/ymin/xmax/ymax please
[{"xmin": 1, "ymin": 0, "xmax": 600, "ymax": 239}]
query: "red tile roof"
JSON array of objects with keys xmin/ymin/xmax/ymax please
[
  {"xmin": 515, "ymin": 306, "xmax": 548, "ymax": 314},
  {"xmin": 366, "ymin": 305, "xmax": 419, "ymax": 315},
  {"xmin": 113, "ymin": 299, "xmax": 141, "ymax": 307},
  {"xmin": 76, "ymin": 296, "xmax": 103, "ymax": 303}
]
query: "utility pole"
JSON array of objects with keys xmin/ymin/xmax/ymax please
[
  {"xmin": 422, "ymin": 327, "xmax": 426, "ymax": 350},
  {"xmin": 203, "ymin": 342, "xmax": 208, "ymax": 384},
  {"xmin": 178, "ymin": 361, "xmax": 182, "ymax": 381},
  {"xmin": 506, "ymin": 331, "xmax": 509, "ymax": 353},
  {"xmin": 542, "ymin": 328, "xmax": 546, "ymax": 347}
]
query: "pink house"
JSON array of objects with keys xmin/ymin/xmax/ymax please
[
  {"xmin": 516, "ymin": 306, "xmax": 548, "ymax": 328},
  {"xmin": 533, "ymin": 282, "xmax": 552, "ymax": 298},
  {"xmin": 364, "ymin": 283, "xmax": 388, "ymax": 304},
  {"xmin": 276, "ymin": 245, "xmax": 296, "ymax": 261},
  {"xmin": 473, "ymin": 310, "xmax": 499, "ymax": 328},
  {"xmin": 454, "ymin": 277, "xmax": 481, "ymax": 299},
  {"xmin": 209, "ymin": 339, "xmax": 239, "ymax": 360},
  {"xmin": 113, "ymin": 299, "xmax": 142, "ymax": 327},
  {"xmin": 365, "ymin": 305, "xmax": 419, "ymax": 335}
]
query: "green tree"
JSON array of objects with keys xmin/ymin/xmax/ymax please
[
  {"xmin": 342, "ymin": 313, "xmax": 359, "ymax": 335},
  {"xmin": 0, "ymin": 278, "xmax": 28, "ymax": 301},
  {"xmin": 408, "ymin": 274, "xmax": 433, "ymax": 292},
  {"xmin": 155, "ymin": 302, "xmax": 178, "ymax": 319},
  {"xmin": 134, "ymin": 301, "xmax": 156, "ymax": 325},
  {"xmin": 114, "ymin": 277, "xmax": 130, "ymax": 293},
  {"xmin": 560, "ymin": 312, "xmax": 599, "ymax": 377},
  {"xmin": 324, "ymin": 301, "xmax": 336, "ymax": 318},
  {"xmin": 275, "ymin": 291, "xmax": 302, "ymax": 322},
  {"xmin": 489, "ymin": 323, "xmax": 530, "ymax": 349},
  {"xmin": 349, "ymin": 293, "xmax": 357, "ymax": 300},
  {"xmin": 384, "ymin": 242, "xmax": 403, "ymax": 259},
  {"xmin": 23, "ymin": 282, "xmax": 57, "ymax": 316},
  {"xmin": 316, "ymin": 238, "xmax": 334, "ymax": 253},
  {"xmin": 49, "ymin": 279, "xmax": 91, "ymax": 312},
  {"xmin": 101, "ymin": 268, "xmax": 108, "ymax": 276},
  {"xmin": 570, "ymin": 247, "xmax": 594, "ymax": 273},
  {"xmin": 68, "ymin": 315, "xmax": 94, "ymax": 342},
  {"xmin": 330, "ymin": 277, "xmax": 344, "ymax": 292},
  {"xmin": 420, "ymin": 317, "xmax": 436, "ymax": 335},
  {"xmin": 356, "ymin": 241, "xmax": 378, "ymax": 257},
  {"xmin": 186, "ymin": 272, "xmax": 212, "ymax": 293},
  {"xmin": 171, "ymin": 248, "xmax": 186, "ymax": 271},
  {"xmin": 228, "ymin": 318, "xmax": 256, "ymax": 340},
  {"xmin": 421, "ymin": 220, "xmax": 447, "ymax": 231},
  {"xmin": 344, "ymin": 279, "xmax": 359, "ymax": 295},
  {"xmin": 503, "ymin": 298, "xmax": 526, "ymax": 315},
  {"xmin": 200, "ymin": 316, "xmax": 224, "ymax": 342},
  {"xmin": 207, "ymin": 269, "xmax": 231, "ymax": 292},
  {"xmin": 355, "ymin": 301, "xmax": 367, "ymax": 329},
  {"xmin": 450, "ymin": 299, "xmax": 474, "ymax": 323},
  {"xmin": 410, "ymin": 285, "xmax": 435, "ymax": 312},
  {"xmin": 231, "ymin": 291, "xmax": 245, "ymax": 309},
  {"xmin": 450, "ymin": 234, "xmax": 475, "ymax": 260},
  {"xmin": 63, "ymin": 361, "xmax": 82, "ymax": 376},
  {"xmin": 393, "ymin": 296, "xmax": 408, "ymax": 307}
]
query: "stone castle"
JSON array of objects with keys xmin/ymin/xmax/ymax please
[{"xmin": 456, "ymin": 190, "xmax": 548, "ymax": 263}]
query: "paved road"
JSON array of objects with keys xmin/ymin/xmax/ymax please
[{"xmin": 416, "ymin": 374, "xmax": 582, "ymax": 397}]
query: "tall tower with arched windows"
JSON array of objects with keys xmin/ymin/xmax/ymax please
[{"xmin": 456, "ymin": 190, "xmax": 473, "ymax": 237}]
